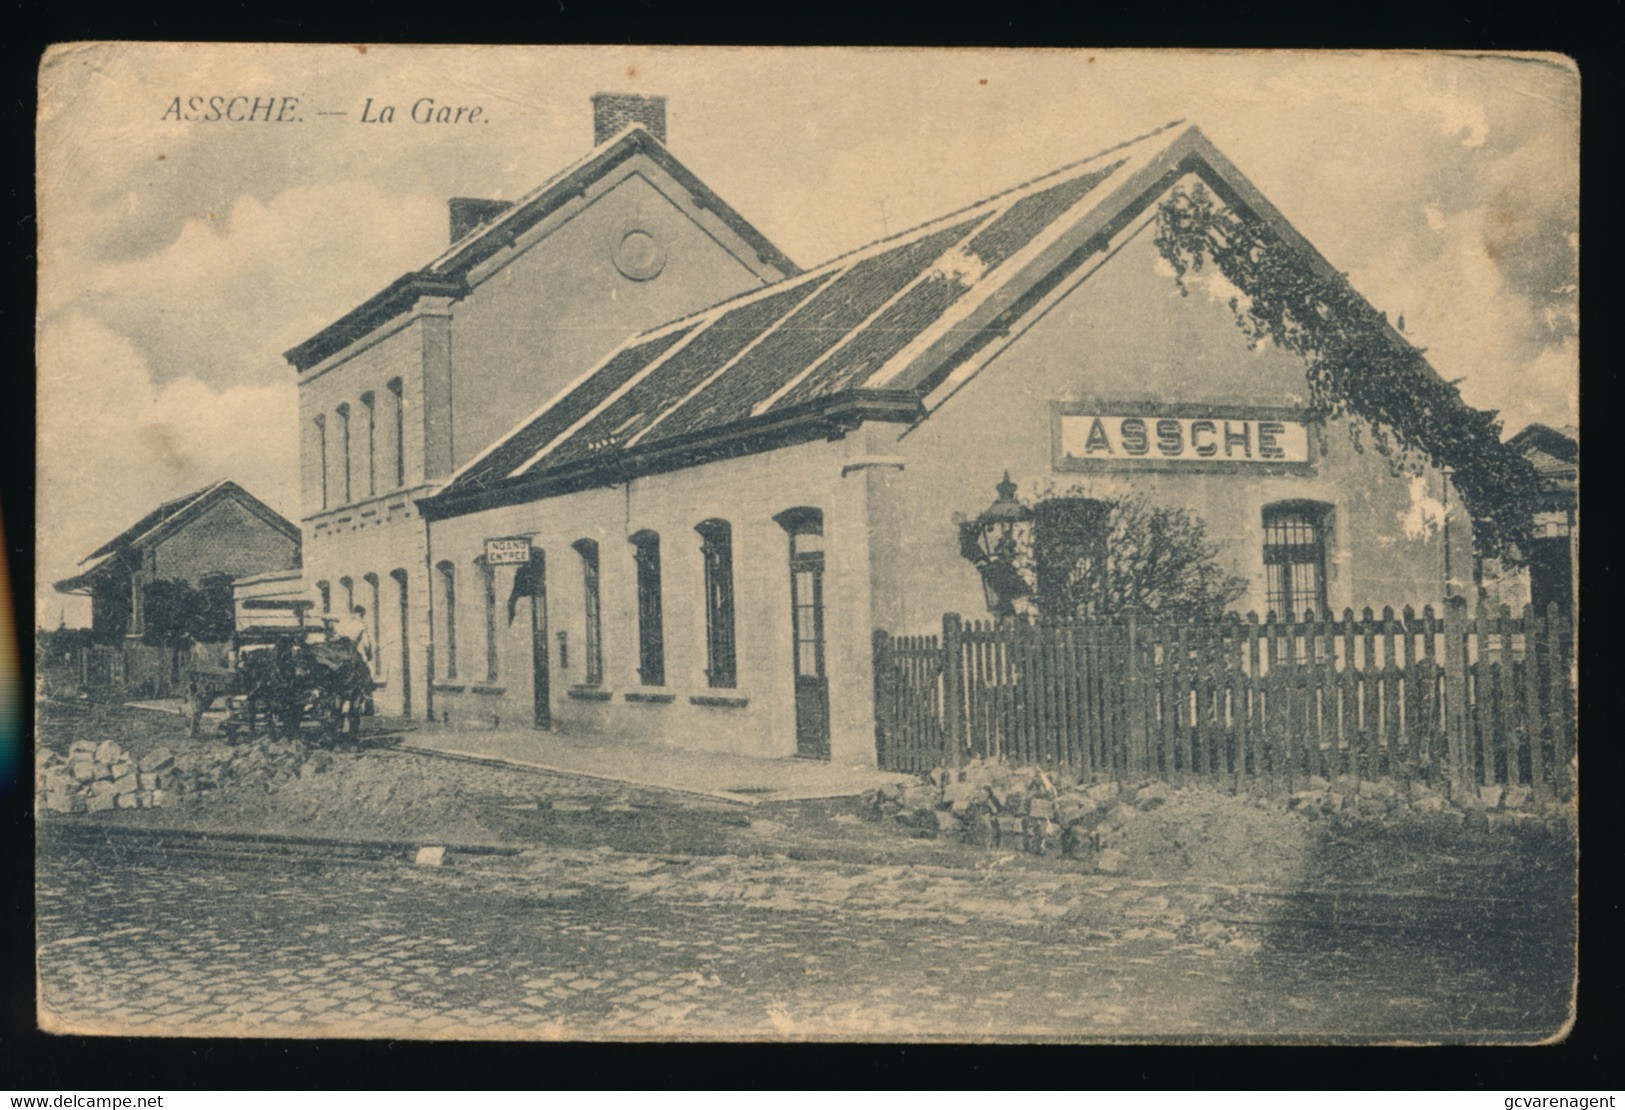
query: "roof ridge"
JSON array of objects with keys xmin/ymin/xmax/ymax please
[
  {"xmin": 82, "ymin": 479, "xmax": 230, "ymax": 563},
  {"xmin": 423, "ymin": 124, "xmax": 659, "ymax": 270},
  {"xmin": 611, "ymin": 117, "xmax": 1187, "ymax": 341},
  {"xmin": 814, "ymin": 117, "xmax": 1187, "ymax": 269}
]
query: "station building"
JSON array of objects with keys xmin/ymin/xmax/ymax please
[
  {"xmin": 287, "ymin": 95, "xmax": 796, "ymax": 720},
  {"xmin": 395, "ymin": 119, "xmax": 1478, "ymax": 769}
]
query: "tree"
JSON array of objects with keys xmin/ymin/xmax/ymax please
[
  {"xmin": 962, "ymin": 484, "xmax": 1248, "ymax": 621},
  {"xmin": 140, "ymin": 575, "xmax": 236, "ymax": 649},
  {"xmin": 1152, "ymin": 182, "xmax": 1544, "ymax": 563}
]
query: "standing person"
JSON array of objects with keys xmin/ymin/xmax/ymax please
[{"xmin": 331, "ymin": 604, "xmax": 376, "ymax": 732}]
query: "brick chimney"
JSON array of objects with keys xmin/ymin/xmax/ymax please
[
  {"xmin": 592, "ymin": 93, "xmax": 666, "ymax": 145},
  {"xmin": 448, "ymin": 197, "xmax": 514, "ymax": 244}
]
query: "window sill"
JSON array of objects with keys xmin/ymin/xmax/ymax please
[
  {"xmin": 431, "ymin": 682, "xmax": 465, "ymax": 694},
  {"xmin": 567, "ymin": 686, "xmax": 614, "ymax": 702},
  {"xmin": 689, "ymin": 693, "xmax": 750, "ymax": 709},
  {"xmin": 469, "ymin": 684, "xmax": 506, "ymax": 696},
  {"xmin": 624, "ymin": 691, "xmax": 676, "ymax": 704}
]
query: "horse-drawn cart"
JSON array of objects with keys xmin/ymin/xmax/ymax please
[{"xmin": 180, "ymin": 599, "xmax": 375, "ymax": 742}]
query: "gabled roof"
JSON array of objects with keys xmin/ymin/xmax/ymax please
[
  {"xmin": 1508, "ymin": 423, "xmax": 1577, "ymax": 501},
  {"xmin": 284, "ymin": 126, "xmax": 799, "ymax": 372},
  {"xmin": 419, "ymin": 121, "xmax": 1405, "ymax": 521},
  {"xmin": 54, "ymin": 480, "xmax": 300, "ymax": 595}
]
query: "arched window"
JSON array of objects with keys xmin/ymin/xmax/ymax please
[
  {"xmin": 572, "ymin": 539, "xmax": 603, "ymax": 686},
  {"xmin": 629, "ymin": 530, "xmax": 664, "ymax": 686},
  {"xmin": 338, "ymin": 575, "xmax": 355, "ymax": 616},
  {"xmin": 313, "ymin": 414, "xmax": 328, "ymax": 510},
  {"xmin": 436, "ymin": 560, "xmax": 458, "ymax": 678},
  {"xmin": 335, "ymin": 403, "xmax": 352, "ymax": 504},
  {"xmin": 362, "ymin": 572, "xmax": 382, "ymax": 678},
  {"xmin": 387, "ymin": 378, "xmax": 405, "ymax": 488},
  {"xmin": 1262, "ymin": 500, "xmax": 1332, "ymax": 618},
  {"xmin": 316, "ymin": 580, "xmax": 331, "ymax": 615},
  {"xmin": 359, "ymin": 391, "xmax": 377, "ymax": 498},
  {"xmin": 695, "ymin": 520, "xmax": 736, "ymax": 688},
  {"xmin": 479, "ymin": 556, "xmax": 498, "ymax": 682}
]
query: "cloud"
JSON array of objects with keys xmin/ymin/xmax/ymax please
[
  {"xmin": 40, "ymin": 181, "xmax": 446, "ymax": 393},
  {"xmin": 35, "ymin": 314, "xmax": 298, "ymax": 627}
]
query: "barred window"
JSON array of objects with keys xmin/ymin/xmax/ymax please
[
  {"xmin": 696, "ymin": 520, "xmax": 737, "ymax": 688},
  {"xmin": 573, "ymin": 539, "xmax": 603, "ymax": 686},
  {"xmin": 629, "ymin": 531, "xmax": 664, "ymax": 686},
  {"xmin": 436, "ymin": 560, "xmax": 458, "ymax": 678},
  {"xmin": 1263, "ymin": 502, "xmax": 1330, "ymax": 618}
]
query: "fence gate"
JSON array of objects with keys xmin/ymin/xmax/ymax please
[{"xmin": 871, "ymin": 630, "xmax": 946, "ymax": 773}]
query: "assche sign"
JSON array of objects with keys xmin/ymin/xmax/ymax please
[
  {"xmin": 483, "ymin": 537, "xmax": 533, "ymax": 565},
  {"xmin": 1058, "ymin": 411, "xmax": 1311, "ymax": 467}
]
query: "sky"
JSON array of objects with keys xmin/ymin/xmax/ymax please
[{"xmin": 34, "ymin": 45, "xmax": 1579, "ymax": 628}]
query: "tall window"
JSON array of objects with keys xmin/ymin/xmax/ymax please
[
  {"xmin": 1263, "ymin": 501, "xmax": 1331, "ymax": 618},
  {"xmin": 436, "ymin": 560, "xmax": 458, "ymax": 678},
  {"xmin": 316, "ymin": 580, "xmax": 331, "ymax": 615},
  {"xmin": 360, "ymin": 391, "xmax": 377, "ymax": 498},
  {"xmin": 696, "ymin": 520, "xmax": 737, "ymax": 688},
  {"xmin": 387, "ymin": 378, "xmax": 405, "ymax": 488},
  {"xmin": 480, "ymin": 558, "xmax": 498, "ymax": 682},
  {"xmin": 339, "ymin": 575, "xmax": 354, "ymax": 616},
  {"xmin": 630, "ymin": 531, "xmax": 664, "ymax": 686},
  {"xmin": 313, "ymin": 415, "xmax": 328, "ymax": 510},
  {"xmin": 363, "ymin": 572, "xmax": 382, "ymax": 678},
  {"xmin": 573, "ymin": 539, "xmax": 604, "ymax": 686},
  {"xmin": 335, "ymin": 403, "xmax": 352, "ymax": 504}
]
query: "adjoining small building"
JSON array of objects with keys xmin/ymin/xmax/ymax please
[
  {"xmin": 414, "ymin": 121, "xmax": 1492, "ymax": 769},
  {"xmin": 1480, "ymin": 423, "xmax": 1577, "ymax": 614},
  {"xmin": 52, "ymin": 480, "xmax": 302, "ymax": 696},
  {"xmin": 54, "ymin": 479, "xmax": 302, "ymax": 643}
]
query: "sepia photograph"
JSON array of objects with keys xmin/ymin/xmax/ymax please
[{"xmin": 33, "ymin": 43, "xmax": 1578, "ymax": 1042}]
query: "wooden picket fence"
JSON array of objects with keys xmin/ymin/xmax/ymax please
[{"xmin": 872, "ymin": 598, "xmax": 1575, "ymax": 800}]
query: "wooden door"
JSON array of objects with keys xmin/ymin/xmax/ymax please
[
  {"xmin": 527, "ymin": 552, "xmax": 550, "ymax": 729},
  {"xmin": 790, "ymin": 548, "xmax": 830, "ymax": 759}
]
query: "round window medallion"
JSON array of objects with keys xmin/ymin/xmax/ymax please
[{"xmin": 613, "ymin": 229, "xmax": 667, "ymax": 281}]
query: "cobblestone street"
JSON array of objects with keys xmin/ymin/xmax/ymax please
[{"xmin": 37, "ymin": 829, "xmax": 1572, "ymax": 1042}]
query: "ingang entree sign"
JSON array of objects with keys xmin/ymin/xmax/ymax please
[{"xmin": 483, "ymin": 537, "xmax": 533, "ymax": 565}]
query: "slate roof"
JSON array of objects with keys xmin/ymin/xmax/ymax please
[
  {"xmin": 285, "ymin": 126, "xmax": 799, "ymax": 372},
  {"xmin": 1508, "ymin": 423, "xmax": 1578, "ymax": 503},
  {"xmin": 423, "ymin": 119, "xmax": 1403, "ymax": 521},
  {"xmin": 54, "ymin": 481, "xmax": 299, "ymax": 594}
]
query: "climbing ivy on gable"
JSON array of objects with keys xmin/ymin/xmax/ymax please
[{"xmin": 1152, "ymin": 182, "xmax": 1543, "ymax": 562}]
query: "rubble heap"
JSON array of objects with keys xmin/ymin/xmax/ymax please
[
  {"xmin": 863, "ymin": 759, "xmax": 1573, "ymax": 882},
  {"xmin": 36, "ymin": 740, "xmax": 173, "ymax": 813},
  {"xmin": 37, "ymin": 734, "xmax": 339, "ymax": 817}
]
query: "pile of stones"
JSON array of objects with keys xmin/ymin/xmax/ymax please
[
  {"xmin": 864, "ymin": 759, "xmax": 1574, "ymax": 869},
  {"xmin": 37, "ymin": 734, "xmax": 340, "ymax": 817},
  {"xmin": 168, "ymin": 737, "xmax": 334, "ymax": 796},
  {"xmin": 36, "ymin": 740, "xmax": 172, "ymax": 813}
]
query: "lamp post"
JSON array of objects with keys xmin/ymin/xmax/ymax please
[{"xmin": 966, "ymin": 472, "xmax": 1033, "ymax": 617}]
